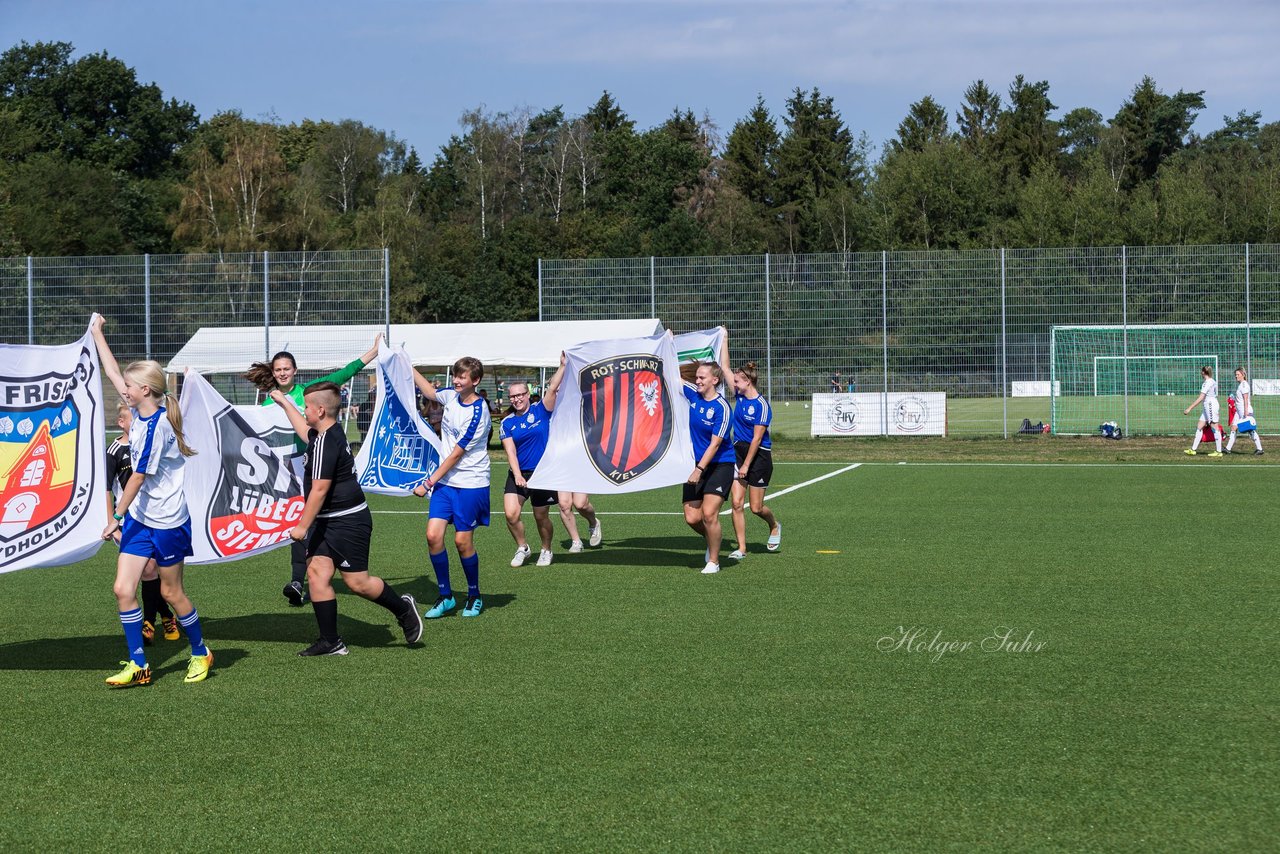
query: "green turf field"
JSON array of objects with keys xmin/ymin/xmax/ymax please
[{"xmin": 1, "ymin": 447, "xmax": 1276, "ymax": 851}]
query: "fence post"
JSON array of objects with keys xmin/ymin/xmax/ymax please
[
  {"xmin": 882, "ymin": 250, "xmax": 888, "ymax": 436},
  {"xmin": 263, "ymin": 250, "xmax": 271, "ymax": 360},
  {"xmin": 144, "ymin": 253, "xmax": 152, "ymax": 359},
  {"xmin": 537, "ymin": 258, "xmax": 543, "ymax": 322},
  {"xmin": 1122, "ymin": 245, "xmax": 1129, "ymax": 437},
  {"xmin": 764, "ymin": 252, "xmax": 772, "ymax": 400},
  {"xmin": 27, "ymin": 255, "xmax": 33, "ymax": 345},
  {"xmin": 1245, "ymin": 243, "xmax": 1252, "ymax": 379},
  {"xmin": 649, "ymin": 256, "xmax": 656, "ymax": 317},
  {"xmin": 383, "ymin": 248, "xmax": 391, "ymax": 339},
  {"xmin": 1001, "ymin": 248, "xmax": 1008, "ymax": 438}
]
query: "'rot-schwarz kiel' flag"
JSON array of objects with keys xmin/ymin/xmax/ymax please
[{"xmin": 529, "ymin": 332, "xmax": 693, "ymax": 494}]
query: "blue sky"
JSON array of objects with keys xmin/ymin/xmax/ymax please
[{"xmin": 5, "ymin": 0, "xmax": 1278, "ymax": 160}]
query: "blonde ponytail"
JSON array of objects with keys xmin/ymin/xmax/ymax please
[{"xmin": 164, "ymin": 391, "xmax": 196, "ymax": 457}]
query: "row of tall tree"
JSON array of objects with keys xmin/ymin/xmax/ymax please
[{"xmin": 2, "ymin": 40, "xmax": 1279, "ymax": 324}]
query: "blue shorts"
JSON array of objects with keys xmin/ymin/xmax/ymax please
[
  {"xmin": 428, "ymin": 484, "xmax": 491, "ymax": 532},
  {"xmin": 119, "ymin": 515, "xmax": 193, "ymax": 566}
]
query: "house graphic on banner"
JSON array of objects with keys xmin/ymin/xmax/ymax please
[{"xmin": 1, "ymin": 420, "xmax": 75, "ymax": 538}]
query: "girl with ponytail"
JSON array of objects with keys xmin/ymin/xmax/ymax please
[
  {"xmin": 90, "ymin": 315, "xmax": 213, "ymax": 688},
  {"xmin": 729, "ymin": 359, "xmax": 782, "ymax": 557}
]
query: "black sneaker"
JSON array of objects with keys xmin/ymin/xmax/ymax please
[
  {"xmin": 298, "ymin": 637, "xmax": 349, "ymax": 656},
  {"xmin": 398, "ymin": 595, "xmax": 424, "ymax": 644},
  {"xmin": 1256, "ymin": 449, "xmax": 1265, "ymax": 456},
  {"xmin": 283, "ymin": 580, "xmax": 307, "ymax": 607}
]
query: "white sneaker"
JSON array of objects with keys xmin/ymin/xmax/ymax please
[
  {"xmin": 588, "ymin": 523, "xmax": 602, "ymax": 547},
  {"xmin": 510, "ymin": 544, "xmax": 531, "ymax": 567},
  {"xmin": 536, "ymin": 549, "xmax": 553, "ymax": 567},
  {"xmin": 701, "ymin": 561, "xmax": 720, "ymax": 574},
  {"xmin": 568, "ymin": 540, "xmax": 584, "ymax": 553},
  {"xmin": 728, "ymin": 549, "xmax": 746, "ymax": 560}
]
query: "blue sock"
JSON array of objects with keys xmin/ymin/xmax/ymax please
[
  {"xmin": 120, "ymin": 608, "xmax": 147, "ymax": 667},
  {"xmin": 461, "ymin": 553, "xmax": 480, "ymax": 599},
  {"xmin": 430, "ymin": 550, "xmax": 452, "ymax": 598},
  {"xmin": 178, "ymin": 609, "xmax": 208, "ymax": 657}
]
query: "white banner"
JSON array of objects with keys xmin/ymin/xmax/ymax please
[
  {"xmin": 354, "ymin": 344, "xmax": 442, "ymax": 495},
  {"xmin": 810, "ymin": 392, "xmax": 948, "ymax": 436},
  {"xmin": 0, "ymin": 322, "xmax": 107, "ymax": 572},
  {"xmin": 529, "ymin": 332, "xmax": 694, "ymax": 493},
  {"xmin": 1011, "ymin": 381, "xmax": 1060, "ymax": 397},
  {"xmin": 673, "ymin": 327, "xmax": 724, "ymax": 364},
  {"xmin": 180, "ymin": 371, "xmax": 304, "ymax": 564}
]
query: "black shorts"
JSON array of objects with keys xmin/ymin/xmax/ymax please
[
  {"xmin": 306, "ymin": 507, "xmax": 372, "ymax": 573},
  {"xmin": 734, "ymin": 442, "xmax": 774, "ymax": 488},
  {"xmin": 683, "ymin": 461, "xmax": 735, "ymax": 503},
  {"xmin": 503, "ymin": 469, "xmax": 559, "ymax": 507}
]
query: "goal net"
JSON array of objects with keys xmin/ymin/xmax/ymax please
[{"xmin": 1051, "ymin": 324, "xmax": 1280, "ymax": 435}]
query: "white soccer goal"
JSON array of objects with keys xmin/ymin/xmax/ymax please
[{"xmin": 1051, "ymin": 324, "xmax": 1280, "ymax": 435}]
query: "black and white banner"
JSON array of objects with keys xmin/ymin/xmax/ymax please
[{"xmin": 180, "ymin": 371, "xmax": 304, "ymax": 564}]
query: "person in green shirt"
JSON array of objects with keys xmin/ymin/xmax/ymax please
[{"xmin": 243, "ymin": 333, "xmax": 382, "ymax": 606}]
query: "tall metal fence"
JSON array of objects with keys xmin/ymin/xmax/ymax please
[
  {"xmin": 1, "ymin": 249, "xmax": 389, "ymax": 404},
  {"xmin": 539, "ymin": 245, "xmax": 1280, "ymax": 436}
]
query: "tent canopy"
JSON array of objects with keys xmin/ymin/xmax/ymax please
[{"xmin": 165, "ymin": 319, "xmax": 664, "ymax": 374}]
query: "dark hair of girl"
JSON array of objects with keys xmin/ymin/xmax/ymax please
[{"xmin": 243, "ymin": 351, "xmax": 298, "ymax": 391}]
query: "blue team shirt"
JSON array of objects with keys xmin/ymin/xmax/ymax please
[
  {"xmin": 683, "ymin": 382, "xmax": 736, "ymax": 465},
  {"xmin": 500, "ymin": 400, "xmax": 552, "ymax": 471},
  {"xmin": 732, "ymin": 394, "xmax": 773, "ymax": 450}
]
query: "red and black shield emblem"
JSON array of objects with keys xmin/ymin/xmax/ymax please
[{"xmin": 580, "ymin": 354, "xmax": 673, "ymax": 484}]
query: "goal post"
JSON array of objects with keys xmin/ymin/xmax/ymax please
[{"xmin": 1051, "ymin": 324, "xmax": 1280, "ymax": 435}]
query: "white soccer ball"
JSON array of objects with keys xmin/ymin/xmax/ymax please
[
  {"xmin": 784, "ymin": 401, "xmax": 790, "ymax": 406},
  {"xmin": 803, "ymin": 404, "xmax": 809, "ymax": 409}
]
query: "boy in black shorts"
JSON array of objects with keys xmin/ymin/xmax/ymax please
[{"xmin": 270, "ymin": 382, "xmax": 424, "ymax": 656}]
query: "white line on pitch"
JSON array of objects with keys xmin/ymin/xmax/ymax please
[
  {"xmin": 720, "ymin": 462, "xmax": 863, "ymax": 514},
  {"xmin": 872, "ymin": 461, "xmax": 1274, "ymax": 469}
]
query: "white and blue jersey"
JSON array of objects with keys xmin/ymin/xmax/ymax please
[
  {"xmin": 128, "ymin": 406, "xmax": 189, "ymax": 529},
  {"xmin": 732, "ymin": 393, "xmax": 773, "ymax": 451},
  {"xmin": 500, "ymin": 400, "xmax": 551, "ymax": 472},
  {"xmin": 436, "ymin": 388, "xmax": 491, "ymax": 488},
  {"xmin": 683, "ymin": 382, "xmax": 735, "ymax": 465}
]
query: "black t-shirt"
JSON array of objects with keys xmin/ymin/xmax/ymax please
[
  {"xmin": 105, "ymin": 437, "xmax": 132, "ymax": 499},
  {"xmin": 305, "ymin": 423, "xmax": 366, "ymax": 517}
]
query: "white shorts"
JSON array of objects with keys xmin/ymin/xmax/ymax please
[{"xmin": 1202, "ymin": 399, "xmax": 1220, "ymax": 424}]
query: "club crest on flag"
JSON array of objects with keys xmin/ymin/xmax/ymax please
[
  {"xmin": 579, "ymin": 353, "xmax": 673, "ymax": 484},
  {"xmin": 358, "ymin": 370, "xmax": 439, "ymax": 491},
  {"xmin": 203, "ymin": 407, "xmax": 304, "ymax": 558},
  {"xmin": 0, "ymin": 348, "xmax": 99, "ymax": 564}
]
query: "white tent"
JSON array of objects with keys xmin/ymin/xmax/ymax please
[{"xmin": 165, "ymin": 319, "xmax": 664, "ymax": 373}]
